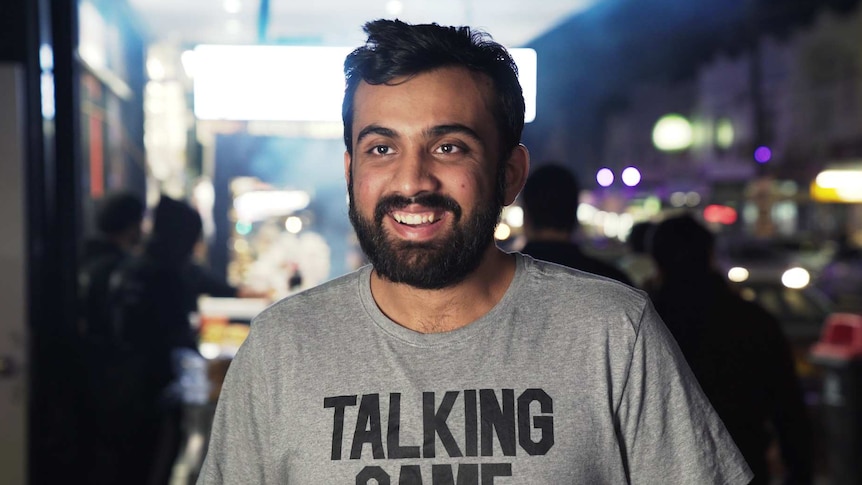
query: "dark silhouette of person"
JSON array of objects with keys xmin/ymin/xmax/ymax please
[
  {"xmin": 77, "ymin": 191, "xmax": 146, "ymax": 483},
  {"xmin": 94, "ymin": 194, "xmax": 204, "ymax": 485},
  {"xmin": 619, "ymin": 220, "xmax": 658, "ymax": 290},
  {"xmin": 78, "ymin": 191, "xmax": 145, "ymax": 342},
  {"xmin": 520, "ymin": 163, "xmax": 633, "ymax": 285},
  {"xmin": 649, "ymin": 214, "xmax": 813, "ymax": 485}
]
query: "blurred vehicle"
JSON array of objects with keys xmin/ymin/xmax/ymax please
[
  {"xmin": 716, "ymin": 235, "xmax": 834, "ymax": 403},
  {"xmin": 726, "ymin": 271, "xmax": 833, "ymax": 404},
  {"xmin": 716, "ymin": 235, "xmax": 834, "ymax": 283}
]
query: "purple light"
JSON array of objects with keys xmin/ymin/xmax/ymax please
[
  {"xmin": 621, "ymin": 166, "xmax": 641, "ymax": 187},
  {"xmin": 596, "ymin": 168, "xmax": 614, "ymax": 187},
  {"xmin": 754, "ymin": 146, "xmax": 772, "ymax": 163}
]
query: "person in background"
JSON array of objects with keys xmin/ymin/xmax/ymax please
[
  {"xmin": 520, "ymin": 163, "xmax": 633, "ymax": 285},
  {"xmin": 78, "ymin": 191, "xmax": 146, "ymax": 484},
  {"xmin": 649, "ymin": 213, "xmax": 813, "ymax": 485},
  {"xmin": 198, "ymin": 19, "xmax": 751, "ymax": 483},
  {"xmin": 618, "ymin": 220, "xmax": 658, "ymax": 290},
  {"xmin": 78, "ymin": 190, "xmax": 145, "ymax": 340},
  {"xmin": 106, "ymin": 194, "xmax": 205, "ymax": 485}
]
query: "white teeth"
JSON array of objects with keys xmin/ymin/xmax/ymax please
[{"xmin": 394, "ymin": 213, "xmax": 437, "ymax": 225}]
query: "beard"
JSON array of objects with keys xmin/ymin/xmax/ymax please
[{"xmin": 348, "ymin": 169, "xmax": 505, "ymax": 290}]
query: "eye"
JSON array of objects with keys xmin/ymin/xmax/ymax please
[
  {"xmin": 436, "ymin": 143, "xmax": 463, "ymax": 154},
  {"xmin": 369, "ymin": 145, "xmax": 391, "ymax": 155}
]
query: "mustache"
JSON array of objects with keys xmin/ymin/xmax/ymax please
[{"xmin": 374, "ymin": 193, "xmax": 462, "ymax": 225}]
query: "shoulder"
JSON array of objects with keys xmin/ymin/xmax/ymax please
[
  {"xmin": 519, "ymin": 242, "xmax": 632, "ymax": 285},
  {"xmin": 516, "ymin": 253, "xmax": 649, "ymax": 333},
  {"xmin": 519, "ymin": 252, "xmax": 643, "ymax": 299},
  {"xmin": 250, "ymin": 268, "xmax": 365, "ymax": 334}
]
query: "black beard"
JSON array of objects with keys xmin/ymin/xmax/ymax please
[{"xmin": 348, "ymin": 179, "xmax": 503, "ymax": 290}]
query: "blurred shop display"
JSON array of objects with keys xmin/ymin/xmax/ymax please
[
  {"xmin": 168, "ymin": 296, "xmax": 267, "ymax": 483},
  {"xmin": 226, "ymin": 177, "xmax": 331, "ymax": 300},
  {"xmin": 210, "ymin": 134, "xmax": 357, "ymax": 290},
  {"xmin": 196, "ymin": 296, "xmax": 266, "ymax": 359}
]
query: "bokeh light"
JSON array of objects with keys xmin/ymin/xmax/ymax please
[
  {"xmin": 596, "ymin": 168, "xmax": 614, "ymax": 187},
  {"xmin": 652, "ymin": 114, "xmax": 693, "ymax": 151},
  {"xmin": 621, "ymin": 166, "xmax": 641, "ymax": 187},
  {"xmin": 727, "ymin": 267, "xmax": 749, "ymax": 283},
  {"xmin": 703, "ymin": 204, "xmax": 738, "ymax": 225},
  {"xmin": 685, "ymin": 192, "xmax": 701, "ymax": 207},
  {"xmin": 754, "ymin": 145, "xmax": 772, "ymax": 163},
  {"xmin": 782, "ymin": 267, "xmax": 810, "ymax": 289},
  {"xmin": 285, "ymin": 216, "xmax": 303, "ymax": 234},
  {"xmin": 494, "ymin": 223, "xmax": 512, "ymax": 240},
  {"xmin": 715, "ymin": 118, "xmax": 734, "ymax": 149},
  {"xmin": 503, "ymin": 206, "xmax": 524, "ymax": 228},
  {"xmin": 235, "ymin": 220, "xmax": 252, "ymax": 235}
]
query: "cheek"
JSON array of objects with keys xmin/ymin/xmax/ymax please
[{"xmin": 352, "ymin": 176, "xmax": 379, "ymax": 208}]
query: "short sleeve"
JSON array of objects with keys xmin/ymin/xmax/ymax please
[
  {"xmin": 616, "ymin": 301, "xmax": 754, "ymax": 485},
  {"xmin": 197, "ymin": 326, "xmax": 272, "ymax": 484}
]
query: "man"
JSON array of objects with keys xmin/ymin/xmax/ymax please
[
  {"xmin": 78, "ymin": 191, "xmax": 146, "ymax": 484},
  {"xmin": 78, "ymin": 190, "xmax": 145, "ymax": 341},
  {"xmin": 199, "ymin": 20, "xmax": 752, "ymax": 484},
  {"xmin": 520, "ymin": 163, "xmax": 633, "ymax": 285},
  {"xmin": 106, "ymin": 195, "xmax": 207, "ymax": 485},
  {"xmin": 649, "ymin": 214, "xmax": 813, "ymax": 484}
]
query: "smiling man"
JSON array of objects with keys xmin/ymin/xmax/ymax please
[{"xmin": 198, "ymin": 20, "xmax": 753, "ymax": 484}]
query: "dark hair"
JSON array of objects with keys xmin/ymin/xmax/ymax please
[
  {"xmin": 650, "ymin": 214, "xmax": 715, "ymax": 277},
  {"xmin": 521, "ymin": 163, "xmax": 580, "ymax": 233},
  {"xmin": 146, "ymin": 195, "xmax": 203, "ymax": 263},
  {"xmin": 342, "ymin": 19, "xmax": 525, "ymax": 159},
  {"xmin": 96, "ymin": 191, "xmax": 144, "ymax": 235}
]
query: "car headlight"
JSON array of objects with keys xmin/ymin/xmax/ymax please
[{"xmin": 781, "ymin": 267, "xmax": 810, "ymax": 289}]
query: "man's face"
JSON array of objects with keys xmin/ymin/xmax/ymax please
[{"xmin": 345, "ymin": 67, "xmax": 505, "ymax": 289}]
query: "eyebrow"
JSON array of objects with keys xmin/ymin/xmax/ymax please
[
  {"xmin": 356, "ymin": 125, "xmax": 397, "ymax": 146},
  {"xmin": 355, "ymin": 123, "xmax": 486, "ymax": 149},
  {"xmin": 426, "ymin": 124, "xmax": 484, "ymax": 147}
]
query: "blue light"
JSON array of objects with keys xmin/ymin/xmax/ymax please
[{"xmin": 235, "ymin": 221, "xmax": 253, "ymax": 235}]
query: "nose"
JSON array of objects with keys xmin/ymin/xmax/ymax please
[{"xmin": 391, "ymin": 149, "xmax": 440, "ymax": 197}]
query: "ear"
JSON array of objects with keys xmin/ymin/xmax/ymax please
[
  {"xmin": 344, "ymin": 150, "xmax": 352, "ymax": 188},
  {"xmin": 502, "ymin": 144, "xmax": 530, "ymax": 206}
]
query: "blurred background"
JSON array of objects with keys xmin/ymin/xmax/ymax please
[{"xmin": 2, "ymin": 0, "xmax": 862, "ymax": 483}]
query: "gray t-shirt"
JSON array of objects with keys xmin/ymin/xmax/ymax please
[{"xmin": 199, "ymin": 253, "xmax": 753, "ymax": 484}]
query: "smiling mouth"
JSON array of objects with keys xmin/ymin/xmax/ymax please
[{"xmin": 391, "ymin": 211, "xmax": 442, "ymax": 225}]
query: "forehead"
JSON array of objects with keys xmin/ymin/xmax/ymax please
[{"xmin": 351, "ymin": 66, "xmax": 498, "ymax": 139}]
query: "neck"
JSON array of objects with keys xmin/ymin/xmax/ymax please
[{"xmin": 369, "ymin": 246, "xmax": 516, "ymax": 334}]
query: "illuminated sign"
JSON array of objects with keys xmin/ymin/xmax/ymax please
[
  {"xmin": 811, "ymin": 163, "xmax": 862, "ymax": 203},
  {"xmin": 193, "ymin": 45, "xmax": 537, "ymax": 123}
]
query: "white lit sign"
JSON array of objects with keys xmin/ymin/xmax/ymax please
[
  {"xmin": 233, "ymin": 190, "xmax": 311, "ymax": 222},
  {"xmin": 193, "ymin": 45, "xmax": 537, "ymax": 123}
]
